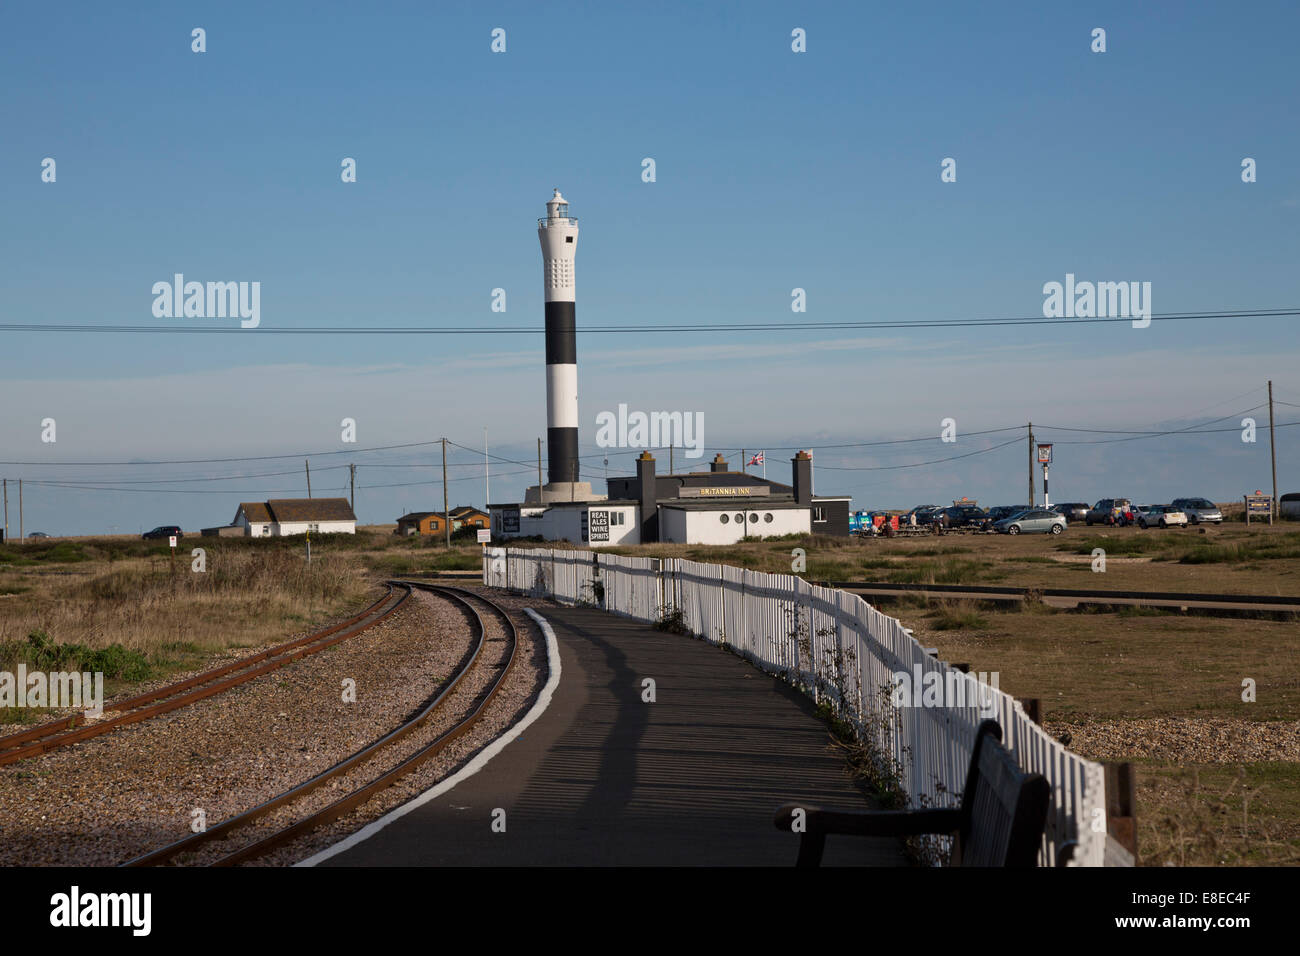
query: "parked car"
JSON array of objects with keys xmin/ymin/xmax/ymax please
[
  {"xmin": 1138, "ymin": 505, "xmax": 1188, "ymax": 529},
  {"xmin": 1085, "ymin": 498, "xmax": 1133, "ymax": 526},
  {"xmin": 142, "ymin": 525, "xmax": 184, "ymax": 540},
  {"xmin": 1050, "ymin": 502, "xmax": 1090, "ymax": 524},
  {"xmin": 1170, "ymin": 497, "xmax": 1223, "ymax": 524},
  {"xmin": 995, "ymin": 509, "xmax": 1066, "ymax": 535},
  {"xmin": 982, "ymin": 505, "xmax": 1031, "ymax": 530},
  {"xmin": 27, "ymin": 531, "xmax": 51, "ymax": 539},
  {"xmin": 902, "ymin": 504, "xmax": 942, "ymax": 526},
  {"xmin": 935, "ymin": 505, "xmax": 988, "ymax": 529}
]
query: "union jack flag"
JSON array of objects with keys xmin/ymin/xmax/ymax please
[{"xmin": 747, "ymin": 452, "xmax": 764, "ymax": 466}]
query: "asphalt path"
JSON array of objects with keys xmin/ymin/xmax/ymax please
[{"xmin": 322, "ymin": 605, "xmax": 903, "ymax": 866}]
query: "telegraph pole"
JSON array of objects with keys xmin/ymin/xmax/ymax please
[
  {"xmin": 1268, "ymin": 380, "xmax": 1277, "ymax": 526},
  {"xmin": 18, "ymin": 479, "xmax": 23, "ymax": 543},
  {"xmin": 305, "ymin": 459, "xmax": 312, "ymax": 498},
  {"xmin": 1027, "ymin": 423, "xmax": 1035, "ymax": 508},
  {"xmin": 2, "ymin": 478, "xmax": 7, "ymax": 544},
  {"xmin": 442, "ymin": 438, "xmax": 451, "ymax": 549},
  {"xmin": 349, "ymin": 463, "xmax": 356, "ymax": 512},
  {"xmin": 484, "ymin": 426, "xmax": 490, "ymax": 509}
]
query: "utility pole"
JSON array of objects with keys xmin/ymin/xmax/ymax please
[
  {"xmin": 349, "ymin": 463, "xmax": 355, "ymax": 512},
  {"xmin": 442, "ymin": 438, "xmax": 451, "ymax": 549},
  {"xmin": 305, "ymin": 459, "xmax": 312, "ymax": 498},
  {"xmin": 2, "ymin": 478, "xmax": 7, "ymax": 544},
  {"xmin": 1027, "ymin": 423, "xmax": 1035, "ymax": 508},
  {"xmin": 537, "ymin": 437, "xmax": 543, "ymax": 490},
  {"xmin": 484, "ymin": 426, "xmax": 490, "ymax": 509},
  {"xmin": 18, "ymin": 479, "xmax": 23, "ymax": 543},
  {"xmin": 1268, "ymin": 380, "xmax": 1277, "ymax": 526}
]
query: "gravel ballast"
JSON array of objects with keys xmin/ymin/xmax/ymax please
[{"xmin": 0, "ymin": 585, "xmax": 547, "ymax": 866}]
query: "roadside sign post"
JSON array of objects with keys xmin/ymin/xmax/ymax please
[
  {"xmin": 1037, "ymin": 444, "xmax": 1053, "ymax": 508},
  {"xmin": 168, "ymin": 534, "xmax": 177, "ymax": 574},
  {"xmin": 1244, "ymin": 491, "xmax": 1272, "ymax": 526},
  {"xmin": 477, "ymin": 527, "xmax": 491, "ymax": 565}
]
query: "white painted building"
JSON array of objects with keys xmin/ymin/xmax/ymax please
[
  {"xmin": 659, "ymin": 502, "xmax": 810, "ymax": 545},
  {"xmin": 234, "ymin": 502, "xmax": 275, "ymax": 537},
  {"xmin": 494, "ymin": 502, "xmax": 640, "ymax": 548},
  {"xmin": 231, "ymin": 498, "xmax": 357, "ymax": 537},
  {"xmin": 491, "ymin": 450, "xmax": 851, "ymax": 546}
]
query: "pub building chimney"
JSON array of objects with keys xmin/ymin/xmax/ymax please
[
  {"xmin": 792, "ymin": 450, "xmax": 813, "ymax": 506},
  {"xmin": 636, "ymin": 451, "xmax": 659, "ymax": 543}
]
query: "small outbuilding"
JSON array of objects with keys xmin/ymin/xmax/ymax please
[{"xmin": 395, "ymin": 506, "xmax": 489, "ymax": 536}]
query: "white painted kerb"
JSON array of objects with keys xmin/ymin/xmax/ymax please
[{"xmin": 296, "ymin": 607, "xmax": 563, "ymax": 866}]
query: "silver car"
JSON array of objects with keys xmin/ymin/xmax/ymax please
[
  {"xmin": 1138, "ymin": 505, "xmax": 1188, "ymax": 528},
  {"xmin": 995, "ymin": 509, "xmax": 1066, "ymax": 535},
  {"xmin": 1170, "ymin": 497, "xmax": 1223, "ymax": 524}
]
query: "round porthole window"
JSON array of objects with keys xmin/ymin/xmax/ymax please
[
  {"xmin": 748, "ymin": 513, "xmax": 758, "ymax": 524},
  {"xmin": 735, "ymin": 513, "xmax": 744, "ymax": 524},
  {"xmin": 764, "ymin": 513, "xmax": 774, "ymax": 523},
  {"xmin": 719, "ymin": 513, "xmax": 729, "ymax": 524}
]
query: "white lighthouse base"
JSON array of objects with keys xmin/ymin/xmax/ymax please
[{"xmin": 524, "ymin": 482, "xmax": 606, "ymax": 504}]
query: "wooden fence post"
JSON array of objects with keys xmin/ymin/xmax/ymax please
[{"xmin": 1105, "ymin": 762, "xmax": 1138, "ymax": 862}]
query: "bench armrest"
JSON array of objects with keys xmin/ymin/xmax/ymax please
[
  {"xmin": 775, "ymin": 803, "xmax": 961, "ymax": 838},
  {"xmin": 774, "ymin": 803, "xmax": 962, "ymax": 866}
]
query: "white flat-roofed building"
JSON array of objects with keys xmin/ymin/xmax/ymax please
[
  {"xmin": 659, "ymin": 500, "xmax": 811, "ymax": 545},
  {"xmin": 489, "ymin": 450, "xmax": 850, "ymax": 546}
]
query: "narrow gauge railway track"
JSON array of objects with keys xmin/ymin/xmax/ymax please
[
  {"xmin": 822, "ymin": 579, "xmax": 1300, "ymax": 616},
  {"xmin": 0, "ymin": 584, "xmax": 412, "ymax": 767},
  {"xmin": 122, "ymin": 584, "xmax": 519, "ymax": 867}
]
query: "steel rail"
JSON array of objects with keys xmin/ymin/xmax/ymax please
[
  {"xmin": 0, "ymin": 585, "xmax": 411, "ymax": 766},
  {"xmin": 0, "ymin": 588, "xmax": 395, "ymax": 752},
  {"xmin": 823, "ymin": 579, "xmax": 1300, "ymax": 610},
  {"xmin": 123, "ymin": 584, "xmax": 519, "ymax": 867}
]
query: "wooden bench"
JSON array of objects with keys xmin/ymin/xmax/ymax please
[{"xmin": 774, "ymin": 719, "xmax": 1051, "ymax": 866}]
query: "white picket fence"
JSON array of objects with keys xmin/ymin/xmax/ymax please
[{"xmin": 484, "ymin": 546, "xmax": 1107, "ymax": 866}]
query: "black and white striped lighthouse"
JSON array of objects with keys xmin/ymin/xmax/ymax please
[{"xmin": 539, "ymin": 188, "xmax": 580, "ymax": 485}]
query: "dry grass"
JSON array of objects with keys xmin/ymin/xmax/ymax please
[
  {"xmin": 0, "ymin": 545, "xmax": 375, "ymax": 681},
  {"xmin": 1138, "ymin": 763, "xmax": 1300, "ymax": 866},
  {"xmin": 913, "ymin": 607, "xmax": 1298, "ymax": 721},
  {"xmin": 593, "ymin": 523, "xmax": 1300, "ymax": 595}
]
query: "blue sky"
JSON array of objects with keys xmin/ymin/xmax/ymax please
[{"xmin": 1, "ymin": 1, "xmax": 1297, "ymax": 533}]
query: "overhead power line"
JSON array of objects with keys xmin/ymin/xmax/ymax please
[
  {"xmin": 815, "ymin": 435, "xmax": 1025, "ymax": 471},
  {"xmin": 23, "ymin": 466, "xmax": 542, "ymax": 496},
  {"xmin": 0, "ymin": 308, "xmax": 1297, "ymax": 335},
  {"xmin": 0, "ymin": 439, "xmax": 446, "ymax": 467}
]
